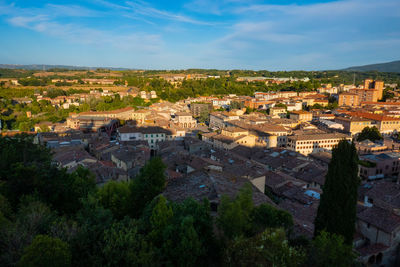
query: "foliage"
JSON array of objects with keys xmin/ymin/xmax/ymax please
[
  {"xmin": 356, "ymin": 126, "xmax": 382, "ymax": 142},
  {"xmin": 308, "ymin": 231, "xmax": 357, "ymax": 267},
  {"xmin": 381, "ymin": 88, "xmax": 395, "ymax": 101},
  {"xmin": 217, "ymin": 183, "xmax": 254, "ymax": 238},
  {"xmin": 230, "ymin": 101, "xmax": 244, "ymax": 109},
  {"xmin": 314, "ymin": 140, "xmax": 360, "ymax": 244},
  {"xmin": 0, "ymin": 135, "xmax": 96, "ymax": 214},
  {"xmin": 97, "ymin": 180, "xmax": 130, "ymax": 220},
  {"xmin": 217, "ymin": 183, "xmax": 293, "ymax": 239},
  {"xmin": 128, "ymin": 157, "xmax": 166, "ymax": 218},
  {"xmin": 103, "ymin": 218, "xmax": 154, "ymax": 266},
  {"xmin": 18, "ymin": 235, "xmax": 71, "ymax": 267},
  {"xmin": 223, "ymin": 228, "xmax": 306, "ymax": 267},
  {"xmin": 0, "ymin": 134, "xmax": 361, "ymax": 266}
]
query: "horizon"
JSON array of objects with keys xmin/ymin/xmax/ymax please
[
  {"xmin": 0, "ymin": 59, "xmax": 400, "ymax": 72},
  {"xmin": 0, "ymin": 0, "xmax": 399, "ymax": 70}
]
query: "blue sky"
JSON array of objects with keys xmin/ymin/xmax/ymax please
[{"xmin": 0, "ymin": 0, "xmax": 399, "ymax": 70}]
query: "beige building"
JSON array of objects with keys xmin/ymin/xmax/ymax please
[
  {"xmin": 289, "ymin": 110, "xmax": 312, "ymax": 122},
  {"xmin": 348, "ymin": 112, "xmax": 400, "ymax": 135},
  {"xmin": 202, "ymin": 127, "xmax": 258, "ymax": 150},
  {"xmin": 287, "ymin": 133, "xmax": 351, "ymax": 155},
  {"xmin": 269, "ymin": 107, "xmax": 287, "ymax": 118},
  {"xmin": 131, "ymin": 109, "xmax": 151, "ymax": 124},
  {"xmin": 209, "ymin": 111, "xmax": 240, "ymax": 129},
  {"xmin": 175, "ymin": 112, "xmax": 197, "ymax": 128},
  {"xmin": 349, "ymin": 88, "xmax": 380, "ymax": 103},
  {"xmin": 335, "ymin": 117, "xmax": 373, "ymax": 136},
  {"xmin": 364, "ymin": 79, "xmax": 384, "ymax": 100},
  {"xmin": 338, "ymin": 93, "xmax": 360, "ymax": 107},
  {"xmin": 77, "ymin": 107, "xmax": 136, "ymax": 120}
]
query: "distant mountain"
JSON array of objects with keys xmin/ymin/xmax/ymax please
[
  {"xmin": 0, "ymin": 64, "xmax": 132, "ymax": 71},
  {"xmin": 342, "ymin": 60, "xmax": 400, "ymax": 73}
]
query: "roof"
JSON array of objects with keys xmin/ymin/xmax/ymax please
[
  {"xmin": 288, "ymin": 132, "xmax": 350, "ymax": 141},
  {"xmin": 356, "ymin": 243, "xmax": 389, "ymax": 257},
  {"xmin": 224, "ymin": 127, "xmax": 248, "ymax": 133},
  {"xmin": 290, "ymin": 110, "xmax": 311, "ymax": 115},
  {"xmin": 117, "ymin": 125, "xmax": 172, "ymax": 135},
  {"xmin": 357, "ymin": 206, "xmax": 400, "ymax": 233},
  {"xmin": 175, "ymin": 112, "xmax": 192, "ymax": 116},
  {"xmin": 79, "ymin": 107, "xmax": 134, "ymax": 116},
  {"xmin": 348, "ymin": 111, "xmax": 400, "ymax": 122},
  {"xmin": 162, "ymin": 170, "xmax": 276, "ymax": 207}
]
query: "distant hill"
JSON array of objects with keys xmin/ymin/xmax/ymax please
[
  {"xmin": 342, "ymin": 60, "xmax": 400, "ymax": 73},
  {"xmin": 0, "ymin": 64, "xmax": 131, "ymax": 71}
]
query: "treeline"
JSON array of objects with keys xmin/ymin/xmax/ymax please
[
  {"xmin": 0, "ymin": 93, "xmax": 151, "ymax": 131},
  {"xmin": 124, "ymin": 76, "xmax": 322, "ymax": 102},
  {"xmin": 0, "ymin": 135, "xmax": 356, "ymax": 266}
]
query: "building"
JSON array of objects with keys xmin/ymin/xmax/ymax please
[
  {"xmin": 347, "ymin": 112, "xmax": 400, "ymax": 135},
  {"xmin": 338, "ymin": 93, "xmax": 360, "ymax": 106},
  {"xmin": 269, "ymin": 107, "xmax": 287, "ymax": 118},
  {"xmin": 190, "ymin": 103, "xmax": 212, "ymax": 117},
  {"xmin": 349, "ymin": 88, "xmax": 380, "ymax": 104},
  {"xmin": 174, "ymin": 112, "xmax": 197, "ymax": 128},
  {"xmin": 335, "ymin": 117, "xmax": 372, "ymax": 136},
  {"xmin": 287, "ymin": 133, "xmax": 351, "ymax": 155},
  {"xmin": 289, "ymin": 111, "xmax": 312, "ymax": 122},
  {"xmin": 202, "ymin": 129, "xmax": 258, "ymax": 150},
  {"xmin": 358, "ymin": 152, "xmax": 400, "ymax": 180},
  {"xmin": 209, "ymin": 111, "xmax": 240, "ymax": 129},
  {"xmin": 364, "ymin": 79, "xmax": 384, "ymax": 100},
  {"xmin": 66, "ymin": 115, "xmax": 117, "ymax": 133},
  {"xmin": 131, "ymin": 109, "xmax": 151, "ymax": 124},
  {"xmin": 75, "ymin": 107, "xmax": 137, "ymax": 121},
  {"xmin": 116, "ymin": 125, "xmax": 171, "ymax": 149}
]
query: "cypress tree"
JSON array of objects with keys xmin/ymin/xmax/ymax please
[{"xmin": 314, "ymin": 140, "xmax": 359, "ymax": 244}]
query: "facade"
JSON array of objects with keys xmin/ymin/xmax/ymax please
[
  {"xmin": 286, "ymin": 133, "xmax": 351, "ymax": 155},
  {"xmin": 349, "ymin": 88, "xmax": 380, "ymax": 103},
  {"xmin": 190, "ymin": 103, "xmax": 212, "ymax": 117},
  {"xmin": 131, "ymin": 109, "xmax": 151, "ymax": 124},
  {"xmin": 117, "ymin": 125, "xmax": 170, "ymax": 149},
  {"xmin": 289, "ymin": 111, "xmax": 312, "ymax": 122},
  {"xmin": 175, "ymin": 112, "xmax": 197, "ymax": 128},
  {"xmin": 358, "ymin": 152, "xmax": 400, "ymax": 180},
  {"xmin": 338, "ymin": 93, "xmax": 360, "ymax": 106},
  {"xmin": 269, "ymin": 107, "xmax": 287, "ymax": 118},
  {"xmin": 364, "ymin": 79, "xmax": 384, "ymax": 100},
  {"xmin": 209, "ymin": 111, "xmax": 240, "ymax": 129},
  {"xmin": 335, "ymin": 117, "xmax": 372, "ymax": 136},
  {"xmin": 76, "ymin": 107, "xmax": 136, "ymax": 120},
  {"xmin": 348, "ymin": 112, "xmax": 400, "ymax": 135},
  {"xmin": 66, "ymin": 115, "xmax": 116, "ymax": 132}
]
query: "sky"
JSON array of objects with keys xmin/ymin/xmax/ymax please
[{"xmin": 0, "ymin": 0, "xmax": 399, "ymax": 70}]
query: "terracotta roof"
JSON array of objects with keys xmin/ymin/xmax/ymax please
[
  {"xmin": 348, "ymin": 111, "xmax": 400, "ymax": 122},
  {"xmin": 357, "ymin": 206, "xmax": 400, "ymax": 233},
  {"xmin": 288, "ymin": 132, "xmax": 350, "ymax": 141},
  {"xmin": 356, "ymin": 243, "xmax": 389, "ymax": 257}
]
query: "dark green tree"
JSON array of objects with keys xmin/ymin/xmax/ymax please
[
  {"xmin": 308, "ymin": 231, "xmax": 357, "ymax": 267},
  {"xmin": 97, "ymin": 180, "xmax": 130, "ymax": 219},
  {"xmin": 217, "ymin": 183, "xmax": 254, "ymax": 239},
  {"xmin": 18, "ymin": 235, "xmax": 71, "ymax": 267},
  {"xmin": 223, "ymin": 228, "xmax": 306, "ymax": 267},
  {"xmin": 356, "ymin": 126, "xmax": 382, "ymax": 142},
  {"xmin": 314, "ymin": 140, "xmax": 359, "ymax": 244},
  {"xmin": 103, "ymin": 218, "xmax": 155, "ymax": 266},
  {"xmin": 129, "ymin": 157, "xmax": 166, "ymax": 218}
]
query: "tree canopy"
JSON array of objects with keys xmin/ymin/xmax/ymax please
[
  {"xmin": 314, "ymin": 140, "xmax": 360, "ymax": 244},
  {"xmin": 356, "ymin": 126, "xmax": 383, "ymax": 142}
]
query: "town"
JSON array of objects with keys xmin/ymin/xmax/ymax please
[{"xmin": 1, "ymin": 68, "xmax": 400, "ymax": 265}]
